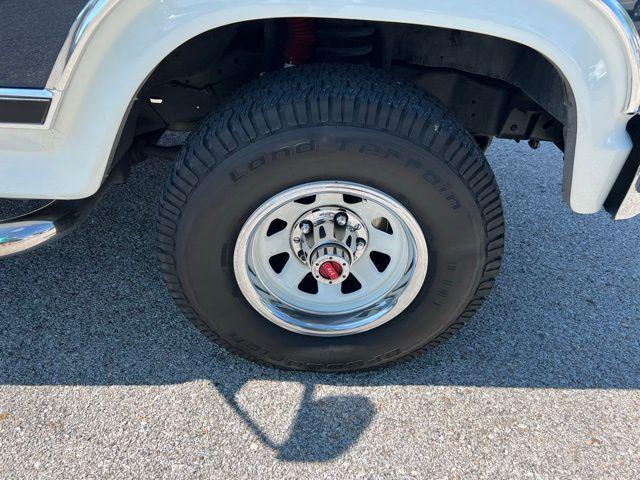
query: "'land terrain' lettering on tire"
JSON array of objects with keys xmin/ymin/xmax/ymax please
[
  {"xmin": 337, "ymin": 139, "xmax": 461, "ymax": 210},
  {"xmin": 230, "ymin": 140, "xmax": 317, "ymax": 182}
]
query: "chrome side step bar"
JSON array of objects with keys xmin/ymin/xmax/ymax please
[{"xmin": 0, "ymin": 183, "xmax": 108, "ymax": 259}]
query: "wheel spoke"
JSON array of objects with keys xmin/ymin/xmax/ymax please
[
  {"xmin": 262, "ymin": 229, "xmax": 290, "ymax": 257},
  {"xmin": 316, "ymin": 282, "xmax": 345, "ymax": 302},
  {"xmin": 348, "ymin": 199, "xmax": 390, "ymax": 223},
  {"xmin": 316, "ymin": 192, "xmax": 345, "ymax": 206},
  {"xmin": 268, "ymin": 201, "xmax": 309, "ymax": 224},
  {"xmin": 350, "ymin": 257, "xmax": 383, "ymax": 286},
  {"xmin": 366, "ymin": 228, "xmax": 400, "ymax": 256},
  {"xmin": 278, "ymin": 258, "xmax": 309, "ymax": 285}
]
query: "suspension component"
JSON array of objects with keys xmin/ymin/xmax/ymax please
[
  {"xmin": 315, "ymin": 21, "xmax": 375, "ymax": 63},
  {"xmin": 283, "ymin": 19, "xmax": 376, "ymax": 65},
  {"xmin": 284, "ymin": 18, "xmax": 317, "ymax": 64}
]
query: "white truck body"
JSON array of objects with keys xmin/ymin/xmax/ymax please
[{"xmin": 0, "ymin": 0, "xmax": 639, "ymax": 212}]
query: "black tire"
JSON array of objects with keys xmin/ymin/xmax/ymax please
[{"xmin": 158, "ymin": 64, "xmax": 504, "ymax": 372}]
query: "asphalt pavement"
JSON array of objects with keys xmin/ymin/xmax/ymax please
[{"xmin": 0, "ymin": 140, "xmax": 638, "ymax": 479}]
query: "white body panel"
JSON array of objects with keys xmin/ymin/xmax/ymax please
[{"xmin": 0, "ymin": 0, "xmax": 637, "ymax": 214}]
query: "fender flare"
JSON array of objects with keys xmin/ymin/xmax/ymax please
[{"xmin": 0, "ymin": 0, "xmax": 639, "ymax": 215}]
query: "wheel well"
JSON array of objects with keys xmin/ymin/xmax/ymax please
[{"xmin": 113, "ymin": 18, "xmax": 573, "ymax": 169}]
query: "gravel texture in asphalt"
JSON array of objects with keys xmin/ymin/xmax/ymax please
[{"xmin": 0, "ymin": 140, "xmax": 638, "ymax": 479}]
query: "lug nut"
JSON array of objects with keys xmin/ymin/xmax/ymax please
[
  {"xmin": 335, "ymin": 213, "xmax": 348, "ymax": 227},
  {"xmin": 300, "ymin": 221, "xmax": 313, "ymax": 235},
  {"xmin": 356, "ymin": 238, "xmax": 366, "ymax": 251}
]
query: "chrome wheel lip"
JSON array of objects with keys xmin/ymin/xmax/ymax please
[{"xmin": 233, "ymin": 181, "xmax": 429, "ymax": 337}]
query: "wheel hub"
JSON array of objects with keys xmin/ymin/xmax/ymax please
[
  {"xmin": 290, "ymin": 207, "xmax": 369, "ymax": 267},
  {"xmin": 309, "ymin": 243, "xmax": 351, "ymax": 285},
  {"xmin": 319, "ymin": 261, "xmax": 343, "ymax": 280}
]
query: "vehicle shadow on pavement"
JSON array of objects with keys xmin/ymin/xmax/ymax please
[
  {"xmin": 0, "ymin": 141, "xmax": 638, "ymax": 461},
  {"xmin": 215, "ymin": 379, "xmax": 377, "ymax": 462}
]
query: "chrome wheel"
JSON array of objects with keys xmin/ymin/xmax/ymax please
[{"xmin": 233, "ymin": 181, "xmax": 428, "ymax": 336}]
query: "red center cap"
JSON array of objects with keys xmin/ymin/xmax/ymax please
[{"xmin": 318, "ymin": 261, "xmax": 343, "ymax": 280}]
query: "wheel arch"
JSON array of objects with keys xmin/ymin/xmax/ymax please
[{"xmin": 0, "ymin": 0, "xmax": 637, "ymax": 215}]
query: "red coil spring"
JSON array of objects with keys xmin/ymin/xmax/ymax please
[{"xmin": 283, "ymin": 18, "xmax": 317, "ymax": 64}]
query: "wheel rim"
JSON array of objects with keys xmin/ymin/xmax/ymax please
[{"xmin": 233, "ymin": 181, "xmax": 428, "ymax": 336}]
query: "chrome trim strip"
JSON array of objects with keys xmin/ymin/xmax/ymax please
[
  {"xmin": 0, "ymin": 88, "xmax": 53, "ymax": 100},
  {"xmin": 46, "ymin": 0, "xmax": 120, "ymax": 91},
  {"xmin": 592, "ymin": 0, "xmax": 640, "ymax": 113},
  {"xmin": 0, "ymin": 88, "xmax": 58, "ymax": 129},
  {"xmin": 0, "ymin": 0, "xmax": 111, "ymax": 128}
]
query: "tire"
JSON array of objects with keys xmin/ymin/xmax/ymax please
[{"xmin": 158, "ymin": 64, "xmax": 504, "ymax": 372}]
